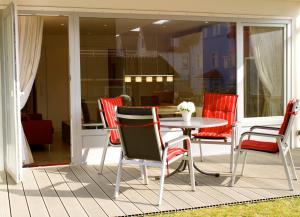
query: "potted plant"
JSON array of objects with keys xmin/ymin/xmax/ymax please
[{"xmin": 177, "ymin": 101, "xmax": 196, "ymax": 122}]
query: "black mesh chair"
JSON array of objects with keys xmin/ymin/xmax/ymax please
[{"xmin": 114, "ymin": 107, "xmax": 195, "ymax": 206}]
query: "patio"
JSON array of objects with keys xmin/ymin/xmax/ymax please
[{"xmin": 1, "ymin": 149, "xmax": 300, "ymax": 217}]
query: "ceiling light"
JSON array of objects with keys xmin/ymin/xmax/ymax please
[
  {"xmin": 135, "ymin": 76, "xmax": 142, "ymax": 82},
  {"xmin": 115, "ymin": 34, "xmax": 120, "ymax": 37},
  {"xmin": 166, "ymin": 76, "xmax": 174, "ymax": 82},
  {"xmin": 131, "ymin": 27, "xmax": 140, "ymax": 32},
  {"xmin": 60, "ymin": 23, "xmax": 65, "ymax": 26},
  {"xmin": 153, "ymin": 20, "xmax": 169, "ymax": 25},
  {"xmin": 205, "ymin": 21, "xmax": 209, "ymax": 24},
  {"xmin": 146, "ymin": 76, "xmax": 153, "ymax": 82},
  {"xmin": 124, "ymin": 76, "xmax": 132, "ymax": 83},
  {"xmin": 156, "ymin": 76, "xmax": 163, "ymax": 82}
]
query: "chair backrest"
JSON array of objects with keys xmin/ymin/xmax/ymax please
[
  {"xmin": 116, "ymin": 107, "xmax": 163, "ymax": 161},
  {"xmin": 279, "ymin": 99, "xmax": 299, "ymax": 139},
  {"xmin": 200, "ymin": 92, "xmax": 238, "ymax": 135},
  {"xmin": 98, "ymin": 97, "xmax": 123, "ymax": 145}
]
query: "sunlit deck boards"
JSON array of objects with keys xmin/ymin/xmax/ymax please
[{"xmin": 1, "ymin": 151, "xmax": 300, "ymax": 217}]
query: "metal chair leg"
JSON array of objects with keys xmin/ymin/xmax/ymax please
[
  {"xmin": 199, "ymin": 141, "xmax": 204, "ymax": 162},
  {"xmin": 158, "ymin": 160, "xmax": 166, "ymax": 206},
  {"xmin": 143, "ymin": 164, "xmax": 148, "ymax": 185},
  {"xmin": 188, "ymin": 150, "xmax": 195, "ymax": 191},
  {"xmin": 279, "ymin": 149, "xmax": 294, "ymax": 191},
  {"xmin": 287, "ymin": 149, "xmax": 298, "ymax": 180},
  {"xmin": 99, "ymin": 134, "xmax": 110, "ymax": 174},
  {"xmin": 114, "ymin": 153, "xmax": 123, "ymax": 199},
  {"xmin": 231, "ymin": 149, "xmax": 241, "ymax": 187},
  {"xmin": 241, "ymin": 151, "xmax": 248, "ymax": 176}
]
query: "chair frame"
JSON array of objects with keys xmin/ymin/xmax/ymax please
[
  {"xmin": 195, "ymin": 124, "xmax": 238, "ymax": 173},
  {"xmin": 193, "ymin": 93, "xmax": 238, "ymax": 173},
  {"xmin": 231, "ymin": 100, "xmax": 299, "ymax": 190},
  {"xmin": 97, "ymin": 99, "xmax": 120, "ymax": 174},
  {"xmin": 114, "ymin": 107, "xmax": 195, "ymax": 206}
]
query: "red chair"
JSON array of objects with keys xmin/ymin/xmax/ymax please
[
  {"xmin": 97, "ymin": 96, "xmax": 123, "ymax": 174},
  {"xmin": 231, "ymin": 99, "xmax": 299, "ymax": 190},
  {"xmin": 192, "ymin": 93, "xmax": 238, "ymax": 172}
]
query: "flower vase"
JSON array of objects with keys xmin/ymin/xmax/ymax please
[{"xmin": 182, "ymin": 111, "xmax": 192, "ymax": 122}]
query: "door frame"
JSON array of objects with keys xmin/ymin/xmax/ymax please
[{"xmin": 2, "ymin": 2, "xmax": 22, "ymax": 182}]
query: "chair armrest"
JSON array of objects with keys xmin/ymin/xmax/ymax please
[
  {"xmin": 240, "ymin": 131, "xmax": 284, "ymax": 141},
  {"xmin": 102, "ymin": 127, "xmax": 117, "ymax": 131},
  {"xmin": 250, "ymin": 126, "xmax": 280, "ymax": 132},
  {"xmin": 165, "ymin": 135, "xmax": 190, "ymax": 148}
]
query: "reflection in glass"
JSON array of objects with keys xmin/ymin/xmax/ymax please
[{"xmin": 79, "ymin": 18, "xmax": 236, "ymax": 124}]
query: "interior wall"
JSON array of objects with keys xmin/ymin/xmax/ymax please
[{"xmin": 36, "ymin": 33, "xmax": 69, "ymax": 132}]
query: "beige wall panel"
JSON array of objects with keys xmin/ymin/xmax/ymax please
[{"xmin": 11, "ymin": 0, "xmax": 299, "ymax": 18}]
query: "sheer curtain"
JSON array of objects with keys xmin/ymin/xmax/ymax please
[
  {"xmin": 18, "ymin": 16, "xmax": 44, "ymax": 164},
  {"xmin": 249, "ymin": 27, "xmax": 283, "ymax": 116}
]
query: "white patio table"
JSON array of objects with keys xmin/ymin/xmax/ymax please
[{"xmin": 160, "ymin": 117, "xmax": 228, "ymax": 177}]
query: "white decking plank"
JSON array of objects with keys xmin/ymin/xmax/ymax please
[
  {"xmin": 115, "ymin": 165, "xmax": 192, "ymax": 210},
  {"xmin": 70, "ymin": 166, "xmax": 123, "ymax": 217},
  {"xmin": 123, "ymin": 166, "xmax": 193, "ymax": 209},
  {"xmin": 7, "ymin": 175, "xmax": 30, "ymax": 217},
  {"xmin": 32, "ymin": 169, "xmax": 69, "ymax": 217},
  {"xmin": 58, "ymin": 167, "xmax": 108, "ymax": 217},
  {"xmin": 22, "ymin": 169, "xmax": 49, "ymax": 217},
  {"xmin": 201, "ymin": 159, "xmax": 280, "ymax": 199},
  {"xmin": 0, "ymin": 172, "xmax": 11, "ymax": 217},
  {"xmin": 107, "ymin": 165, "xmax": 176, "ymax": 211},
  {"xmin": 101, "ymin": 166, "xmax": 160, "ymax": 214},
  {"xmin": 45, "ymin": 167, "xmax": 88, "ymax": 217},
  {"xmin": 82, "ymin": 165, "xmax": 142, "ymax": 216}
]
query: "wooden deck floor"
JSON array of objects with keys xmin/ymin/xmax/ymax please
[{"xmin": 2, "ymin": 150, "xmax": 300, "ymax": 217}]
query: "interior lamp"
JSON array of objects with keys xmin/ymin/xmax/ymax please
[
  {"xmin": 166, "ymin": 76, "xmax": 174, "ymax": 82},
  {"xmin": 135, "ymin": 76, "xmax": 142, "ymax": 82},
  {"xmin": 146, "ymin": 76, "xmax": 153, "ymax": 82},
  {"xmin": 156, "ymin": 76, "xmax": 163, "ymax": 82},
  {"xmin": 124, "ymin": 76, "xmax": 132, "ymax": 83}
]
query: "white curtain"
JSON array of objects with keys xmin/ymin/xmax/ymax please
[
  {"xmin": 249, "ymin": 27, "xmax": 283, "ymax": 116},
  {"xmin": 18, "ymin": 16, "xmax": 44, "ymax": 164}
]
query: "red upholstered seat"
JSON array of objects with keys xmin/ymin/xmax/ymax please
[
  {"xmin": 239, "ymin": 99, "xmax": 296, "ymax": 154},
  {"xmin": 240, "ymin": 140, "xmax": 279, "ymax": 153},
  {"xmin": 100, "ymin": 97, "xmax": 123, "ymax": 145},
  {"xmin": 193, "ymin": 93, "xmax": 238, "ymax": 139},
  {"xmin": 167, "ymin": 147, "xmax": 187, "ymax": 162},
  {"xmin": 192, "ymin": 132, "xmax": 231, "ymax": 139}
]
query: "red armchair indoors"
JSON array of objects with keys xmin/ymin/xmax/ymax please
[
  {"xmin": 192, "ymin": 92, "xmax": 238, "ymax": 173},
  {"xmin": 231, "ymin": 99, "xmax": 299, "ymax": 190},
  {"xmin": 21, "ymin": 113, "xmax": 54, "ymax": 151}
]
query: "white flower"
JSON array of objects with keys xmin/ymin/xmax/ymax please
[{"xmin": 177, "ymin": 101, "xmax": 196, "ymax": 113}]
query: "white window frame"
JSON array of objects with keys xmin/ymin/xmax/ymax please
[{"xmin": 236, "ymin": 22, "xmax": 291, "ymax": 127}]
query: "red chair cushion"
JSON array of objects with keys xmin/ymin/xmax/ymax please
[
  {"xmin": 279, "ymin": 99, "xmax": 296, "ymax": 135},
  {"xmin": 167, "ymin": 147, "xmax": 187, "ymax": 162},
  {"xmin": 240, "ymin": 139, "xmax": 279, "ymax": 153},
  {"xmin": 198, "ymin": 93, "xmax": 238, "ymax": 138},
  {"xmin": 100, "ymin": 97, "xmax": 123, "ymax": 145},
  {"xmin": 192, "ymin": 131, "xmax": 231, "ymax": 139}
]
